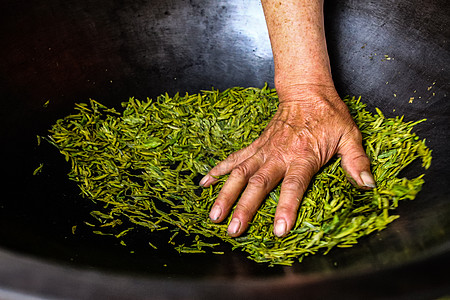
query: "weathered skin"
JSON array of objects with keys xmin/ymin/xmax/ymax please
[{"xmin": 200, "ymin": 0, "xmax": 375, "ymax": 237}]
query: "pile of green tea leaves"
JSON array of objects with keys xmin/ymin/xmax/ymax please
[{"xmin": 46, "ymin": 85, "xmax": 431, "ymax": 266}]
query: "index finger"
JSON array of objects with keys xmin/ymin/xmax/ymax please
[{"xmin": 273, "ymin": 159, "xmax": 318, "ymax": 237}]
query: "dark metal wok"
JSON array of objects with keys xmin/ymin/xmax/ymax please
[{"xmin": 0, "ymin": 0, "xmax": 449, "ymax": 299}]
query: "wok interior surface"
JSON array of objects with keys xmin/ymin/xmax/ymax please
[{"xmin": 0, "ymin": 0, "xmax": 449, "ymax": 299}]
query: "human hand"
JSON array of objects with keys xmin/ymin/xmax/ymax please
[{"xmin": 199, "ymin": 86, "xmax": 375, "ymax": 237}]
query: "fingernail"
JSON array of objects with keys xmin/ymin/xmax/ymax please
[
  {"xmin": 274, "ymin": 219, "xmax": 287, "ymax": 237},
  {"xmin": 209, "ymin": 205, "xmax": 222, "ymax": 221},
  {"xmin": 360, "ymin": 171, "xmax": 376, "ymax": 188},
  {"xmin": 228, "ymin": 218, "xmax": 241, "ymax": 235},
  {"xmin": 199, "ymin": 174, "xmax": 211, "ymax": 187}
]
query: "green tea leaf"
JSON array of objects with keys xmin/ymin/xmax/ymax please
[{"xmin": 46, "ymin": 85, "xmax": 432, "ymax": 266}]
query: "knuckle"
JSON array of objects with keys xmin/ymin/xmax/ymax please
[
  {"xmin": 235, "ymin": 202, "xmax": 253, "ymax": 216},
  {"xmin": 291, "ymin": 157, "xmax": 320, "ymax": 175},
  {"xmin": 283, "ymin": 175, "xmax": 307, "ymax": 191},
  {"xmin": 276, "ymin": 204, "xmax": 298, "ymax": 219},
  {"xmin": 340, "ymin": 140, "xmax": 370, "ymax": 164},
  {"xmin": 226, "ymin": 152, "xmax": 240, "ymax": 165},
  {"xmin": 354, "ymin": 129, "xmax": 363, "ymax": 140},
  {"xmin": 248, "ymin": 172, "xmax": 271, "ymax": 189},
  {"xmin": 282, "ymin": 169, "xmax": 312, "ymax": 192},
  {"xmin": 230, "ymin": 163, "xmax": 251, "ymax": 179},
  {"xmin": 208, "ymin": 162, "xmax": 224, "ymax": 176},
  {"xmin": 216, "ymin": 190, "xmax": 234, "ymax": 203},
  {"xmin": 346, "ymin": 126, "xmax": 363, "ymax": 142},
  {"xmin": 352, "ymin": 152, "xmax": 369, "ymax": 162}
]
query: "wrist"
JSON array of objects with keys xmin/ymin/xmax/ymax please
[
  {"xmin": 274, "ymin": 80, "xmax": 338, "ymax": 104},
  {"xmin": 274, "ymin": 70, "xmax": 334, "ymax": 96},
  {"xmin": 274, "ymin": 83, "xmax": 352, "ymax": 126}
]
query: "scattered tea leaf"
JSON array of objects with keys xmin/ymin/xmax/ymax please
[{"xmin": 46, "ymin": 86, "xmax": 431, "ymax": 266}]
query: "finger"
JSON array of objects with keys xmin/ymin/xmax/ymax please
[
  {"xmin": 227, "ymin": 159, "xmax": 285, "ymax": 237},
  {"xmin": 338, "ymin": 130, "xmax": 375, "ymax": 189},
  {"xmin": 209, "ymin": 153, "xmax": 263, "ymax": 223},
  {"xmin": 273, "ymin": 159, "xmax": 318, "ymax": 237},
  {"xmin": 199, "ymin": 145, "xmax": 257, "ymax": 187}
]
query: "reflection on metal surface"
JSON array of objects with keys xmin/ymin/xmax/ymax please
[{"xmin": 226, "ymin": 0, "xmax": 272, "ymax": 60}]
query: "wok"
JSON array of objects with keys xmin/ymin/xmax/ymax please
[{"xmin": 0, "ymin": 0, "xmax": 449, "ymax": 299}]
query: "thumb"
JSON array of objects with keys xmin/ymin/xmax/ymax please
[{"xmin": 338, "ymin": 131, "xmax": 376, "ymax": 189}]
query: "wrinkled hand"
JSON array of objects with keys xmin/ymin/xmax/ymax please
[{"xmin": 199, "ymin": 87, "xmax": 375, "ymax": 237}]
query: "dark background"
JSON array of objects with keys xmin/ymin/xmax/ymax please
[{"xmin": 0, "ymin": 0, "xmax": 449, "ymax": 299}]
